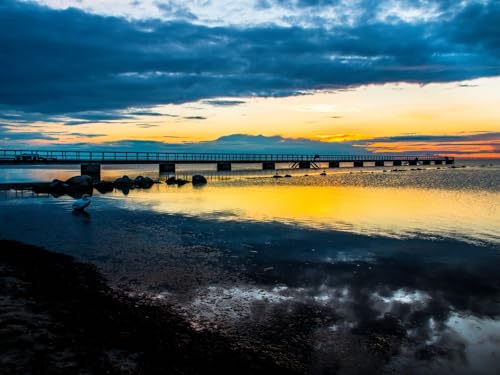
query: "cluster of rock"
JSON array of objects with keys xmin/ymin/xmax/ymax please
[
  {"xmin": 107, "ymin": 175, "xmax": 155, "ymax": 194},
  {"xmin": 32, "ymin": 173, "xmax": 207, "ymax": 196},
  {"xmin": 166, "ymin": 176, "xmax": 189, "ymax": 186},
  {"xmin": 166, "ymin": 174, "xmax": 207, "ymax": 186},
  {"xmin": 33, "ymin": 175, "xmax": 94, "ymax": 196},
  {"xmin": 113, "ymin": 175, "xmax": 154, "ymax": 189},
  {"xmin": 32, "ymin": 175, "xmax": 157, "ymax": 196}
]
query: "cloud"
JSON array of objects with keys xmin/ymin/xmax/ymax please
[
  {"xmin": 127, "ymin": 111, "xmax": 173, "ymax": 116},
  {"xmin": 194, "ymin": 134, "xmax": 363, "ymax": 154},
  {"xmin": 0, "ymin": 0, "xmax": 499, "ymax": 118},
  {"xmin": 183, "ymin": 116, "xmax": 207, "ymax": 120},
  {"xmin": 361, "ymin": 132, "xmax": 500, "ymax": 143},
  {"xmin": 0, "ymin": 124, "xmax": 59, "ymax": 141},
  {"xmin": 357, "ymin": 132, "xmax": 500, "ymax": 156},
  {"xmin": 154, "ymin": 1, "xmax": 197, "ymax": 21},
  {"xmin": 69, "ymin": 112, "xmax": 134, "ymax": 121},
  {"xmin": 67, "ymin": 132, "xmax": 106, "ymax": 138},
  {"xmin": 202, "ymin": 100, "xmax": 247, "ymax": 107},
  {"xmin": 2, "ymin": 133, "xmax": 363, "ymax": 154}
]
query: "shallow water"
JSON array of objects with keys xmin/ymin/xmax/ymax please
[{"xmin": 1, "ymin": 160, "xmax": 499, "ymax": 374}]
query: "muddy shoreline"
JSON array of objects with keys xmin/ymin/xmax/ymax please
[{"xmin": 0, "ymin": 240, "xmax": 300, "ymax": 375}]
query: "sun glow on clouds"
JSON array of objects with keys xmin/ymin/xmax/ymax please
[{"xmin": 3, "ymin": 77, "xmax": 500, "ymax": 157}]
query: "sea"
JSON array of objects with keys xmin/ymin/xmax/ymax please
[{"xmin": 1, "ymin": 159, "xmax": 499, "ymax": 374}]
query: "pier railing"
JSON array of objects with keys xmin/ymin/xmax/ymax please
[{"xmin": 0, "ymin": 149, "xmax": 453, "ymax": 163}]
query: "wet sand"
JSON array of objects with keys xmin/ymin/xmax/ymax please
[
  {"xmin": 0, "ymin": 240, "xmax": 298, "ymax": 375},
  {"xmin": 2, "ymin": 226, "xmax": 499, "ymax": 374}
]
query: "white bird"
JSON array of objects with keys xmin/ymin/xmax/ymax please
[{"xmin": 72, "ymin": 194, "xmax": 91, "ymax": 211}]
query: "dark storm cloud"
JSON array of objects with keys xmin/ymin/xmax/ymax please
[
  {"xmin": 450, "ymin": 1, "xmax": 500, "ymax": 57},
  {"xmin": 0, "ymin": 124, "xmax": 59, "ymax": 141},
  {"xmin": 0, "ymin": 0, "xmax": 499, "ymax": 117}
]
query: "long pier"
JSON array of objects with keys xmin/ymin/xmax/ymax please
[{"xmin": 0, "ymin": 149, "xmax": 454, "ymax": 180}]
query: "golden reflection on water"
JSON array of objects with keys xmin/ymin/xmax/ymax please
[{"xmin": 112, "ymin": 182, "xmax": 500, "ymax": 244}]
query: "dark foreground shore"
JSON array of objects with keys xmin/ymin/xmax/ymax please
[{"xmin": 0, "ymin": 240, "xmax": 296, "ymax": 375}]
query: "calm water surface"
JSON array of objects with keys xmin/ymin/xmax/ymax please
[{"xmin": 1, "ymin": 160, "xmax": 499, "ymax": 374}]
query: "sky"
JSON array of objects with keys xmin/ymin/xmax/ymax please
[{"xmin": 0, "ymin": 0, "xmax": 499, "ymax": 157}]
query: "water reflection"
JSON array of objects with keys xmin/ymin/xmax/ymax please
[
  {"xmin": 103, "ymin": 180, "xmax": 500, "ymax": 246},
  {"xmin": 184, "ymin": 238, "xmax": 500, "ymax": 375}
]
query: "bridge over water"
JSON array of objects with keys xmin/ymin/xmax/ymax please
[{"xmin": 0, "ymin": 149, "xmax": 454, "ymax": 180}]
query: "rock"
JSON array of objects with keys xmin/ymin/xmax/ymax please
[
  {"xmin": 32, "ymin": 183, "xmax": 51, "ymax": 194},
  {"xmin": 165, "ymin": 176, "xmax": 188, "ymax": 186},
  {"xmin": 134, "ymin": 175, "xmax": 145, "ymax": 184},
  {"xmin": 273, "ymin": 175, "xmax": 283, "ymax": 179},
  {"xmin": 114, "ymin": 175, "xmax": 133, "ymax": 187},
  {"xmin": 49, "ymin": 179, "xmax": 69, "ymax": 192},
  {"xmin": 176, "ymin": 179, "xmax": 189, "ymax": 186},
  {"xmin": 134, "ymin": 176, "xmax": 154, "ymax": 188},
  {"xmin": 65, "ymin": 175, "xmax": 93, "ymax": 191},
  {"xmin": 94, "ymin": 180, "xmax": 114, "ymax": 193},
  {"xmin": 192, "ymin": 175, "xmax": 207, "ymax": 185},
  {"xmin": 166, "ymin": 176, "xmax": 177, "ymax": 185},
  {"xmin": 284, "ymin": 174, "xmax": 292, "ymax": 178},
  {"xmin": 142, "ymin": 176, "xmax": 154, "ymax": 188}
]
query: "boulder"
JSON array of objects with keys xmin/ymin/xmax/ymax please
[
  {"xmin": 49, "ymin": 179, "xmax": 69, "ymax": 192},
  {"xmin": 165, "ymin": 176, "xmax": 188, "ymax": 186},
  {"xmin": 134, "ymin": 176, "xmax": 154, "ymax": 188},
  {"xmin": 94, "ymin": 180, "xmax": 114, "ymax": 193},
  {"xmin": 192, "ymin": 175, "xmax": 207, "ymax": 185},
  {"xmin": 142, "ymin": 176, "xmax": 154, "ymax": 188},
  {"xmin": 176, "ymin": 179, "xmax": 189, "ymax": 186},
  {"xmin": 32, "ymin": 183, "xmax": 51, "ymax": 194},
  {"xmin": 166, "ymin": 176, "xmax": 177, "ymax": 185},
  {"xmin": 66, "ymin": 175, "xmax": 93, "ymax": 190},
  {"xmin": 114, "ymin": 175, "xmax": 133, "ymax": 187}
]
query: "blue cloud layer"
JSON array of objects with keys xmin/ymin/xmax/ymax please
[{"xmin": 0, "ymin": 0, "xmax": 499, "ymax": 116}]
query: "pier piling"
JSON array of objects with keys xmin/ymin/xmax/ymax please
[
  {"xmin": 217, "ymin": 162, "xmax": 232, "ymax": 171},
  {"xmin": 159, "ymin": 163, "xmax": 176, "ymax": 173},
  {"xmin": 80, "ymin": 163, "xmax": 101, "ymax": 181},
  {"xmin": 262, "ymin": 162, "xmax": 276, "ymax": 170}
]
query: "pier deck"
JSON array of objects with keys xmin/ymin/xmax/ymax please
[{"xmin": 0, "ymin": 149, "xmax": 454, "ymax": 179}]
